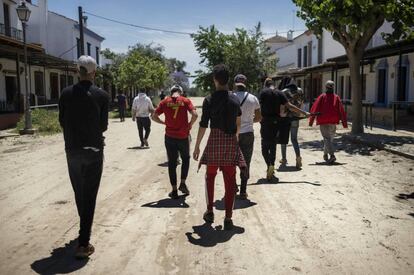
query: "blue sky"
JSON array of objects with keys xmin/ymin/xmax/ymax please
[{"xmin": 47, "ymin": 0, "xmax": 306, "ymax": 76}]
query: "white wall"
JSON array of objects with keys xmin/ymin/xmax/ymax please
[
  {"xmin": 276, "ymin": 44, "xmax": 297, "ymax": 70},
  {"xmin": 322, "ymin": 29, "xmax": 346, "ymax": 61}
]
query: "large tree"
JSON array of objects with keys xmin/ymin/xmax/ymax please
[
  {"xmin": 117, "ymin": 50, "xmax": 169, "ymax": 92},
  {"xmin": 293, "ymin": 0, "xmax": 414, "ymax": 134},
  {"xmin": 192, "ymin": 23, "xmax": 276, "ymax": 93}
]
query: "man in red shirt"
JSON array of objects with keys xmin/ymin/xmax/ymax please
[
  {"xmin": 152, "ymin": 85, "xmax": 198, "ymax": 199},
  {"xmin": 309, "ymin": 80, "xmax": 348, "ymax": 164}
]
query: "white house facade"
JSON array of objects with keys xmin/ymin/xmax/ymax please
[
  {"xmin": 272, "ymin": 23, "xmax": 414, "ymax": 129},
  {"xmin": 0, "ymin": 0, "xmax": 105, "ymax": 129}
]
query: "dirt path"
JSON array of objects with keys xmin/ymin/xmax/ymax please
[{"xmin": 1, "ymin": 97, "xmax": 413, "ymax": 275}]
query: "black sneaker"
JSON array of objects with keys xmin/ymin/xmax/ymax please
[
  {"xmin": 203, "ymin": 211, "xmax": 214, "ymax": 223},
  {"xmin": 328, "ymin": 155, "xmax": 337, "ymax": 164},
  {"xmin": 235, "ymin": 183, "xmax": 239, "ymax": 193},
  {"xmin": 168, "ymin": 190, "xmax": 178, "ymax": 199},
  {"xmin": 178, "ymin": 183, "xmax": 190, "ymax": 195},
  {"xmin": 238, "ymin": 192, "xmax": 248, "ymax": 200},
  {"xmin": 323, "ymin": 154, "xmax": 329, "ymax": 162},
  {"xmin": 140, "ymin": 143, "xmax": 145, "ymax": 148},
  {"xmin": 224, "ymin": 218, "xmax": 234, "ymax": 231},
  {"xmin": 75, "ymin": 244, "xmax": 95, "ymax": 259},
  {"xmin": 144, "ymin": 139, "xmax": 149, "ymax": 147}
]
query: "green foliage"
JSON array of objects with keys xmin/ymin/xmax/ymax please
[
  {"xmin": 16, "ymin": 109, "xmax": 61, "ymax": 135},
  {"xmin": 192, "ymin": 23, "xmax": 276, "ymax": 92}
]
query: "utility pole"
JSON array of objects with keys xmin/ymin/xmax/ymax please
[{"xmin": 78, "ymin": 6, "xmax": 85, "ymax": 55}]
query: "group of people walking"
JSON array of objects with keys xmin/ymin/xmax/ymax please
[{"xmin": 59, "ymin": 56, "xmax": 347, "ymax": 259}]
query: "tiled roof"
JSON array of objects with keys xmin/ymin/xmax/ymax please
[{"xmin": 265, "ymin": 35, "xmax": 289, "ymax": 43}]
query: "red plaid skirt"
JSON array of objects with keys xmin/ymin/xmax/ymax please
[{"xmin": 199, "ymin": 128, "xmax": 246, "ymax": 169}]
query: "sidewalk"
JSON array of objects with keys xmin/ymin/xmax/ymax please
[
  {"xmin": 341, "ymin": 125, "xmax": 414, "ymax": 160},
  {"xmin": 0, "ymin": 129, "xmax": 19, "ymax": 139}
]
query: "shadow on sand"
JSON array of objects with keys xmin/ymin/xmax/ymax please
[
  {"xmin": 277, "ymin": 165, "xmax": 301, "ymax": 172},
  {"xmin": 31, "ymin": 239, "xmax": 88, "ymax": 275},
  {"xmin": 301, "ymin": 135, "xmax": 377, "ymax": 156},
  {"xmin": 214, "ymin": 198, "xmax": 257, "ymax": 210},
  {"xmin": 127, "ymin": 146, "xmax": 150, "ymax": 150},
  {"xmin": 141, "ymin": 195, "xmax": 189, "ymax": 208},
  {"xmin": 309, "ymin": 161, "xmax": 347, "ymax": 166},
  {"xmin": 185, "ymin": 223, "xmax": 245, "ymax": 247},
  {"xmin": 250, "ymin": 178, "xmax": 321, "ymax": 186}
]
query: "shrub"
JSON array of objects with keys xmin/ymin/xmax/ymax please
[{"xmin": 16, "ymin": 109, "xmax": 61, "ymax": 135}]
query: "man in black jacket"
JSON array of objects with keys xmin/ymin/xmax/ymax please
[{"xmin": 59, "ymin": 55, "xmax": 109, "ymax": 259}]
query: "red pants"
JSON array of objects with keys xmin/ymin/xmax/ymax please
[{"xmin": 205, "ymin": 165, "xmax": 236, "ymax": 219}]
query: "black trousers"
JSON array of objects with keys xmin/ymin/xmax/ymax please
[
  {"xmin": 238, "ymin": 132, "xmax": 254, "ymax": 193},
  {"xmin": 66, "ymin": 149, "xmax": 104, "ymax": 247},
  {"xmin": 136, "ymin": 117, "xmax": 151, "ymax": 145},
  {"xmin": 165, "ymin": 135, "xmax": 190, "ymax": 186},
  {"xmin": 119, "ymin": 106, "xmax": 125, "ymax": 121},
  {"xmin": 260, "ymin": 121, "xmax": 279, "ymax": 167}
]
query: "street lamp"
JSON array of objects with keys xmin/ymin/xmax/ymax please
[{"xmin": 16, "ymin": 1, "xmax": 34, "ymax": 134}]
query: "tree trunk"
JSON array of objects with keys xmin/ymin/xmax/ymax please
[{"xmin": 348, "ymin": 52, "xmax": 364, "ymax": 134}]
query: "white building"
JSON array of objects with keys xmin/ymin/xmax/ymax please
[
  {"xmin": 272, "ymin": 23, "xmax": 414, "ymax": 129},
  {"xmin": 0, "ymin": 0, "xmax": 104, "ymax": 129}
]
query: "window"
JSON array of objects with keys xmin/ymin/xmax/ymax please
[
  {"xmin": 96, "ymin": 47, "xmax": 100, "ymax": 65},
  {"xmin": 346, "ymin": 76, "xmax": 352, "ymax": 100},
  {"xmin": 362, "ymin": 74, "xmax": 367, "ymax": 100},
  {"xmin": 317, "ymin": 37, "xmax": 323, "ymax": 64},
  {"xmin": 377, "ymin": 69, "xmax": 386, "ymax": 104},
  {"xmin": 340, "ymin": 76, "xmax": 345, "ymax": 99},
  {"xmin": 60, "ymin": 74, "xmax": 67, "ymax": 91},
  {"xmin": 34, "ymin": 71, "xmax": 44, "ymax": 96},
  {"xmin": 76, "ymin": 38, "xmax": 81, "ymax": 58},
  {"xmin": 50, "ymin": 73, "xmax": 59, "ymax": 100},
  {"xmin": 87, "ymin": 42, "xmax": 91, "ymax": 56},
  {"xmin": 3, "ymin": 3, "xmax": 10, "ymax": 37},
  {"xmin": 308, "ymin": 41, "xmax": 312, "ymax": 67},
  {"xmin": 303, "ymin": 46, "xmax": 308, "ymax": 67},
  {"xmin": 297, "ymin": 48, "xmax": 302, "ymax": 68},
  {"xmin": 397, "ymin": 66, "xmax": 408, "ymax": 101}
]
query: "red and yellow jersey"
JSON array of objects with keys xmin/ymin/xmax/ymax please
[{"xmin": 155, "ymin": 96, "xmax": 195, "ymax": 139}]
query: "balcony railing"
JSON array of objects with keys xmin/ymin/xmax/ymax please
[{"xmin": 0, "ymin": 23, "xmax": 23, "ymax": 41}]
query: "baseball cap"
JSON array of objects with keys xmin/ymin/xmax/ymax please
[
  {"xmin": 77, "ymin": 55, "xmax": 97, "ymax": 74},
  {"xmin": 234, "ymin": 74, "xmax": 247, "ymax": 87},
  {"xmin": 326, "ymin": 80, "xmax": 335, "ymax": 89},
  {"xmin": 170, "ymin": 84, "xmax": 183, "ymax": 93}
]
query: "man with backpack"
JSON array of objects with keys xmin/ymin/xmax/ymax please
[{"xmin": 233, "ymin": 74, "xmax": 261, "ymax": 199}]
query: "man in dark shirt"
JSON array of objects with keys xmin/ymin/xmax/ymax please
[
  {"xmin": 116, "ymin": 91, "xmax": 127, "ymax": 122},
  {"xmin": 259, "ymin": 78, "xmax": 309, "ymax": 181},
  {"xmin": 193, "ymin": 64, "xmax": 246, "ymax": 231},
  {"xmin": 59, "ymin": 55, "xmax": 109, "ymax": 259}
]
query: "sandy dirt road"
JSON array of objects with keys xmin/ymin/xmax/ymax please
[{"xmin": 0, "ymin": 97, "xmax": 413, "ymax": 275}]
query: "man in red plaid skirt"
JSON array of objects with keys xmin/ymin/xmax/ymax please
[{"xmin": 193, "ymin": 64, "xmax": 246, "ymax": 231}]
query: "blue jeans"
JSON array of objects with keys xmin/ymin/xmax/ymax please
[{"xmin": 281, "ymin": 124, "xmax": 300, "ymax": 159}]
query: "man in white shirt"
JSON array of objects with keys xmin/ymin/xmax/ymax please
[
  {"xmin": 233, "ymin": 74, "xmax": 261, "ymax": 199},
  {"xmin": 132, "ymin": 92, "xmax": 155, "ymax": 147}
]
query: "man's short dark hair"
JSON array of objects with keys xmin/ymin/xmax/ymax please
[
  {"xmin": 212, "ymin": 64, "xmax": 229, "ymax": 86},
  {"xmin": 264, "ymin": 78, "xmax": 274, "ymax": 88}
]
